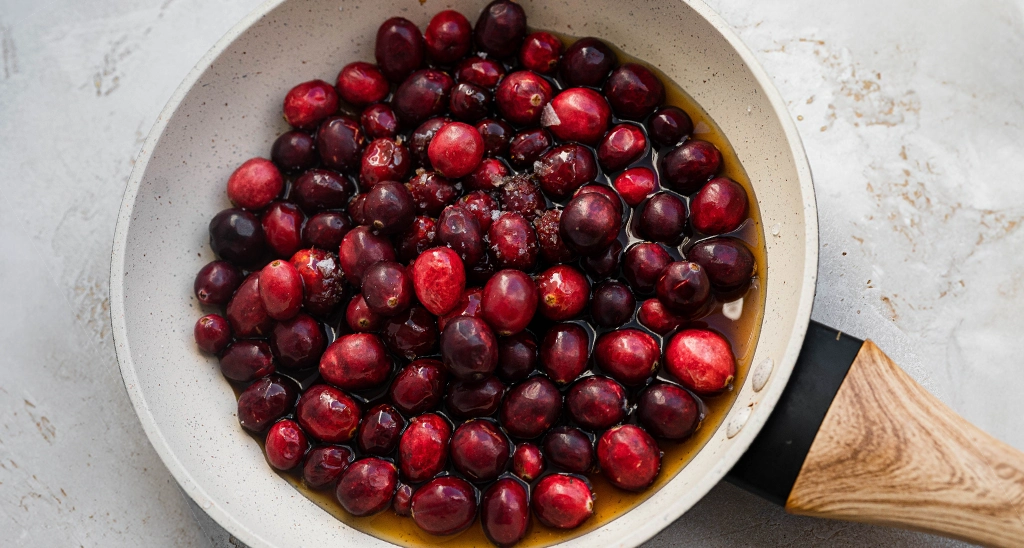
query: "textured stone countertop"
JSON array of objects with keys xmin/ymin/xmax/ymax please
[{"xmin": 1, "ymin": 0, "xmax": 1022, "ymax": 545}]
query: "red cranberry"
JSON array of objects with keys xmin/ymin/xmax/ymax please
[
  {"xmin": 398, "ymin": 413, "xmax": 452, "ymax": 482},
  {"xmin": 449, "ymin": 82, "xmax": 491, "ymax": 122},
  {"xmin": 210, "ymin": 208, "xmax": 267, "ymax": 268},
  {"xmin": 508, "ymin": 128, "xmax": 552, "ymax": 169},
  {"xmin": 481, "ymin": 478, "xmax": 530, "ymax": 547},
  {"xmin": 534, "ymin": 208, "xmax": 576, "ymax": 265},
  {"xmin": 424, "ymin": 10, "xmax": 472, "ymax": 64},
  {"xmin": 559, "ymin": 37, "xmax": 617, "ymax": 87},
  {"xmin": 336, "ymin": 457, "xmax": 399, "ymax": 516},
  {"xmin": 613, "ymin": 166, "xmax": 657, "ymax": 207},
  {"xmin": 656, "ymin": 261, "xmax": 712, "ymax": 316},
  {"xmin": 269, "ymin": 313, "xmax": 326, "ymax": 369},
  {"xmin": 597, "ymin": 425, "xmax": 661, "ymax": 491},
  {"xmin": 316, "ymin": 115, "xmax": 365, "ymax": 174},
  {"xmin": 498, "ymin": 174, "xmax": 545, "ymax": 221},
  {"xmin": 446, "ymin": 377, "xmax": 506, "ymax": 420},
  {"xmin": 438, "ymin": 205, "xmax": 485, "ymax": 266},
  {"xmin": 520, "ymin": 32, "xmax": 563, "ymax": 75},
  {"xmin": 296, "ymin": 384, "xmax": 362, "ymax": 443},
  {"xmin": 320, "ymin": 333, "xmax": 392, "ymax": 390},
  {"xmin": 271, "ymin": 131, "xmax": 317, "ymax": 173},
  {"xmin": 476, "ymin": 118, "xmax": 513, "ymax": 157},
  {"xmin": 648, "ymin": 106, "xmax": 693, "ymax": 147},
  {"xmin": 411, "ymin": 476, "xmax": 478, "ymax": 536},
  {"xmin": 429, "ymin": 122, "xmax": 484, "ymax": 179},
  {"xmin": 265, "ymin": 419, "xmax": 307, "ymax": 470},
  {"xmin": 303, "ymin": 445, "xmax": 353, "ymax": 489},
  {"xmin": 258, "ymin": 259, "xmax": 303, "ymax": 321},
  {"xmin": 336, "ymin": 62, "xmax": 389, "ymax": 107},
  {"xmin": 237, "ymin": 375, "xmax": 299, "ymax": 433},
  {"xmin": 406, "ymin": 171, "xmax": 458, "ymax": 216},
  {"xmin": 361, "ymin": 261, "xmax": 413, "ymax": 316},
  {"xmin": 536, "ymin": 265, "xmax": 590, "ymax": 321},
  {"xmin": 346, "ymin": 294, "xmax": 384, "ymax": 332},
  {"xmin": 495, "ymin": 71, "xmax": 553, "ymax": 127},
  {"xmin": 535, "ymin": 144, "xmax": 597, "ymax": 200},
  {"xmin": 690, "ymin": 177, "xmax": 749, "ymax": 235},
  {"xmin": 638, "ymin": 383, "xmax": 700, "ymax": 440},
  {"xmin": 450, "ymin": 419, "xmax": 511, "ymax": 482},
  {"xmin": 593, "ymin": 329, "xmax": 660, "ymax": 386},
  {"xmin": 438, "ymin": 287, "xmax": 484, "ymax": 332},
  {"xmin": 559, "ymin": 192, "xmax": 621, "ymax": 256},
  {"xmin": 481, "ymin": 269, "xmax": 538, "ymax": 336},
  {"xmin": 291, "ymin": 168, "xmax": 355, "ymax": 212},
  {"xmin": 637, "ymin": 192, "xmax": 687, "ymax": 246},
  {"xmin": 458, "ymin": 190, "xmax": 501, "ymax": 230},
  {"xmin": 411, "ymin": 246, "xmax": 466, "ymax": 316},
  {"xmin": 464, "ymin": 158, "xmax": 510, "ymax": 193},
  {"xmin": 441, "ymin": 316, "xmax": 499, "ymax": 380},
  {"xmin": 687, "ymin": 237, "xmax": 756, "ymax": 290},
  {"xmin": 512, "ymin": 443, "xmax": 544, "ymax": 481},
  {"xmin": 598, "ymin": 123, "xmax": 647, "ymax": 172},
  {"xmin": 375, "ymin": 17, "xmax": 425, "ymax": 83},
  {"xmin": 500, "ymin": 376, "xmax": 561, "ymax": 439},
  {"xmin": 194, "ymin": 260, "xmax": 243, "ymax": 306},
  {"xmin": 360, "ymin": 103, "xmax": 399, "ymax": 140},
  {"xmin": 389, "ymin": 359, "xmax": 447, "ymax": 415},
  {"xmin": 225, "ymin": 273, "xmax": 272, "ymax": 337},
  {"xmin": 488, "ymin": 212, "xmax": 538, "ymax": 271},
  {"xmin": 393, "ymin": 483, "xmax": 414, "ymax": 516},
  {"xmin": 261, "ymin": 201, "xmax": 304, "ymax": 258},
  {"xmin": 290, "ymin": 248, "xmax": 346, "ymax": 317},
  {"xmin": 360, "ymin": 138, "xmax": 411, "ymax": 187},
  {"xmin": 338, "ymin": 226, "xmax": 396, "ymax": 287},
  {"xmin": 543, "ymin": 87, "xmax": 611, "ymax": 145},
  {"xmin": 195, "ymin": 314, "xmax": 231, "ymax": 354},
  {"xmin": 362, "ymin": 181, "xmax": 414, "ymax": 235},
  {"xmin": 604, "ymin": 63, "xmax": 665, "ymax": 120},
  {"xmin": 348, "ymin": 193, "xmax": 368, "ymax": 225},
  {"xmin": 567, "ymin": 376, "xmax": 628, "ymax": 430},
  {"xmin": 543, "ymin": 426, "xmax": 594, "ymax": 473},
  {"xmin": 660, "ymin": 139, "xmax": 722, "ymax": 193},
  {"xmin": 393, "ymin": 69, "xmax": 454, "ymax": 128},
  {"xmin": 573, "ymin": 183, "xmax": 624, "ymax": 218},
  {"xmin": 396, "ymin": 215, "xmax": 438, "ymax": 263},
  {"xmin": 665, "ymin": 328, "xmax": 736, "ymax": 394},
  {"xmin": 301, "ymin": 211, "xmax": 353, "ymax": 250},
  {"xmin": 357, "ymin": 403, "xmax": 405, "ymax": 455},
  {"xmin": 381, "ymin": 305, "xmax": 439, "ymax": 360},
  {"xmin": 455, "ymin": 56, "xmax": 505, "ymax": 89},
  {"xmin": 283, "ymin": 80, "xmax": 338, "ymax": 130},
  {"xmin": 582, "ymin": 239, "xmax": 623, "ymax": 280},
  {"xmin": 540, "ymin": 323, "xmax": 589, "ymax": 384},
  {"xmin": 410, "ymin": 117, "xmax": 450, "ymax": 168},
  {"xmin": 624, "ymin": 242, "xmax": 673, "ymax": 294},
  {"xmin": 637, "ymin": 298, "xmax": 684, "ymax": 335},
  {"xmin": 497, "ymin": 331, "xmax": 538, "ymax": 383},
  {"xmin": 532, "ymin": 474, "xmax": 594, "ymax": 529},
  {"xmin": 473, "ymin": 0, "xmax": 526, "ymax": 59}
]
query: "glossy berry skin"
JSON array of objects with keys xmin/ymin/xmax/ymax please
[
  {"xmin": 498, "ymin": 174, "xmax": 545, "ymax": 222},
  {"xmin": 495, "ymin": 71, "xmax": 553, "ymax": 127},
  {"xmin": 463, "ymin": 158, "xmax": 509, "ymax": 193},
  {"xmin": 476, "ymin": 118, "xmax": 514, "ymax": 157},
  {"xmin": 271, "ymin": 130, "xmax": 317, "ymax": 174},
  {"xmin": 594, "ymin": 329, "xmax": 661, "ymax": 386},
  {"xmin": 656, "ymin": 261, "xmax": 712, "ymax": 317},
  {"xmin": 360, "ymin": 261, "xmax": 413, "ymax": 316},
  {"xmin": 497, "ymin": 331, "xmax": 538, "ymax": 383},
  {"xmin": 441, "ymin": 316, "xmax": 499, "ymax": 381},
  {"xmin": 393, "ymin": 69, "xmax": 455, "ymax": 128},
  {"xmin": 424, "ymin": 10, "xmax": 472, "ymax": 65},
  {"xmin": 582, "ymin": 239, "xmax": 622, "ymax": 280},
  {"xmin": 687, "ymin": 237, "xmax": 756, "ymax": 290},
  {"xmin": 481, "ymin": 478, "xmax": 530, "ymax": 547},
  {"xmin": 360, "ymin": 138, "xmax": 412, "ymax": 187},
  {"xmin": 336, "ymin": 62, "xmax": 389, "ymax": 107},
  {"xmin": 219, "ymin": 340, "xmax": 275, "ymax": 382},
  {"xmin": 540, "ymin": 323, "xmax": 590, "ymax": 384},
  {"xmin": 360, "ymin": 103, "xmax": 399, "ymax": 140},
  {"xmin": 194, "ymin": 260, "xmax": 243, "ymax": 306},
  {"xmin": 336, "ymin": 457, "xmax": 399, "ymax": 516},
  {"xmin": 520, "ymin": 32, "xmax": 563, "ymax": 75},
  {"xmin": 411, "ymin": 476, "xmax": 478, "ymax": 536},
  {"xmin": 438, "ymin": 287, "xmax": 484, "ymax": 332},
  {"xmin": 316, "ymin": 116, "xmax": 365, "ymax": 174},
  {"xmin": 481, "ymin": 269, "xmax": 538, "ymax": 337},
  {"xmin": 603, "ymin": 63, "xmax": 665, "ymax": 120},
  {"xmin": 597, "ymin": 425, "xmax": 661, "ymax": 491},
  {"xmin": 396, "ymin": 216, "xmax": 438, "ymax": 263},
  {"xmin": 623, "ymin": 242, "xmax": 673, "ymax": 294},
  {"xmin": 375, "ymin": 17, "xmax": 425, "ymax": 83},
  {"xmin": 536, "ymin": 265, "xmax": 590, "ymax": 321},
  {"xmin": 449, "ymin": 82, "xmax": 491, "ymax": 122},
  {"xmin": 532, "ymin": 474, "xmax": 594, "ymax": 529},
  {"xmin": 393, "ymin": 484, "xmax": 414, "ymax": 516},
  {"xmin": 411, "ymin": 246, "xmax": 466, "ymax": 316},
  {"xmin": 209, "ymin": 208, "xmax": 266, "ymax": 268},
  {"xmin": 446, "ymin": 376, "xmax": 505, "ymax": 420},
  {"xmin": 535, "ymin": 143, "xmax": 598, "ymax": 200},
  {"xmin": 544, "ymin": 87, "xmax": 612, "ymax": 145},
  {"xmin": 637, "ymin": 383, "xmax": 700, "ymax": 440},
  {"xmin": 488, "ymin": 212, "xmax": 539, "ymax": 271},
  {"xmin": 346, "ymin": 294, "xmax": 384, "ymax": 333},
  {"xmin": 320, "ymin": 333, "xmax": 392, "ymax": 390},
  {"xmin": 543, "ymin": 426, "xmax": 595, "ymax": 474},
  {"xmin": 237, "ymin": 375, "xmax": 299, "ymax": 433},
  {"xmin": 302, "ymin": 445, "xmax": 353, "ymax": 490},
  {"xmin": 450, "ymin": 419, "xmax": 511, "ymax": 482},
  {"xmin": 534, "ymin": 208, "xmax": 575, "ymax": 265},
  {"xmin": 508, "ymin": 128, "xmax": 552, "ymax": 169},
  {"xmin": 291, "ymin": 168, "xmax": 355, "ymax": 212},
  {"xmin": 637, "ymin": 298, "xmax": 684, "ymax": 335},
  {"xmin": 290, "ymin": 248, "xmax": 346, "ymax": 318},
  {"xmin": 389, "ymin": 359, "xmax": 446, "ymax": 416},
  {"xmin": 283, "ymin": 80, "xmax": 339, "ymax": 130},
  {"xmin": 225, "ymin": 273, "xmax": 272, "ymax": 338},
  {"xmin": 660, "ymin": 139, "xmax": 722, "ymax": 194},
  {"xmin": 559, "ymin": 37, "xmax": 617, "ymax": 87},
  {"xmin": 348, "ymin": 194, "xmax": 368, "ymax": 225},
  {"xmin": 458, "ymin": 190, "xmax": 501, "ymax": 230},
  {"xmin": 338, "ymin": 226, "xmax": 396, "ymax": 287},
  {"xmin": 381, "ymin": 305, "xmax": 439, "ymax": 360},
  {"xmin": 567, "ymin": 376, "xmax": 628, "ymax": 431},
  {"xmin": 574, "ymin": 183, "xmax": 623, "ymax": 219},
  {"xmin": 648, "ymin": 106, "xmax": 694, "ymax": 147},
  {"xmin": 637, "ymin": 192, "xmax": 687, "ymax": 246},
  {"xmin": 690, "ymin": 177, "xmax": 749, "ymax": 235},
  {"xmin": 265, "ymin": 419, "xmax": 307, "ymax": 470},
  {"xmin": 398, "ymin": 413, "xmax": 452, "ymax": 482},
  {"xmin": 195, "ymin": 314, "xmax": 231, "ymax": 354},
  {"xmin": 301, "ymin": 211, "xmax": 353, "ymax": 251},
  {"xmin": 560, "ymin": 192, "xmax": 622, "ymax": 256},
  {"xmin": 500, "ymin": 376, "xmax": 562, "ymax": 439},
  {"xmin": 295, "ymin": 384, "xmax": 362, "ymax": 443},
  {"xmin": 357, "ymin": 403, "xmax": 405, "ymax": 456},
  {"xmin": 455, "ymin": 56, "xmax": 505, "ymax": 89},
  {"xmin": 410, "ymin": 117, "xmax": 450, "ymax": 168},
  {"xmin": 269, "ymin": 313, "xmax": 326, "ymax": 369},
  {"xmin": 428, "ymin": 122, "xmax": 484, "ymax": 179},
  {"xmin": 473, "ymin": 0, "xmax": 527, "ymax": 59},
  {"xmin": 591, "ymin": 280, "xmax": 636, "ymax": 328},
  {"xmin": 406, "ymin": 171, "xmax": 458, "ymax": 217},
  {"xmin": 512, "ymin": 443, "xmax": 544, "ymax": 482},
  {"xmin": 665, "ymin": 329, "xmax": 736, "ymax": 394},
  {"xmin": 259, "ymin": 259, "xmax": 303, "ymax": 321},
  {"xmin": 598, "ymin": 123, "xmax": 648, "ymax": 173}
]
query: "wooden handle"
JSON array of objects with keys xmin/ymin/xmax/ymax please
[{"xmin": 786, "ymin": 340, "xmax": 1024, "ymax": 547}]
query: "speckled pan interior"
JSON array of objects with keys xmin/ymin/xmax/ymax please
[{"xmin": 109, "ymin": 0, "xmax": 817, "ymax": 546}]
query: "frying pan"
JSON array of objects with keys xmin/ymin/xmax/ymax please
[{"xmin": 108, "ymin": 0, "xmax": 1024, "ymax": 546}]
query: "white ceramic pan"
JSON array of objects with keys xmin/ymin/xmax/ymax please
[{"xmin": 109, "ymin": 1, "xmax": 1024, "ymax": 546}]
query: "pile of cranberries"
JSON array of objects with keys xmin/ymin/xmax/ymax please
[{"xmin": 191, "ymin": 2, "xmax": 758, "ymax": 545}]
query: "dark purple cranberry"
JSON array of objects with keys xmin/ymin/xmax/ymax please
[
  {"xmin": 237, "ymin": 375, "xmax": 299, "ymax": 433},
  {"xmin": 393, "ymin": 69, "xmax": 454, "ymax": 128},
  {"xmin": 536, "ymin": 264, "xmax": 590, "ymax": 321},
  {"xmin": 360, "ymin": 261, "xmax": 414, "ymax": 316},
  {"xmin": 258, "ymin": 259, "xmax": 303, "ymax": 321},
  {"xmin": 637, "ymin": 383, "xmax": 700, "ymax": 440},
  {"xmin": 455, "ymin": 56, "xmax": 506, "ymax": 89},
  {"xmin": 463, "ymin": 158, "xmax": 509, "ymax": 193},
  {"xmin": 446, "ymin": 376, "xmax": 506, "ymax": 420},
  {"xmin": 424, "ymin": 10, "xmax": 472, "ymax": 65},
  {"xmin": 429, "ymin": 121, "xmax": 484, "ymax": 178},
  {"xmin": 336, "ymin": 62, "xmax": 390, "ymax": 107},
  {"xmin": 497, "ymin": 331, "xmax": 538, "ymax": 383},
  {"xmin": 591, "ymin": 280, "xmax": 636, "ymax": 328},
  {"xmin": 265, "ymin": 419, "xmax": 307, "ymax": 470},
  {"xmin": 543, "ymin": 87, "xmax": 612, "ymax": 145},
  {"xmin": 269, "ymin": 313, "xmax": 326, "ymax": 369},
  {"xmin": 441, "ymin": 316, "xmax": 499, "ymax": 381},
  {"xmin": 475, "ymin": 118, "xmax": 514, "ymax": 157},
  {"xmin": 319, "ymin": 333, "xmax": 393, "ymax": 391},
  {"xmin": 437, "ymin": 287, "xmax": 484, "ymax": 332},
  {"xmin": 449, "ymin": 82, "xmax": 491, "ymax": 122},
  {"xmin": 481, "ymin": 478, "xmax": 529, "ymax": 547},
  {"xmin": 346, "ymin": 293, "xmax": 384, "ymax": 333},
  {"xmin": 410, "ymin": 476, "xmax": 477, "ymax": 535},
  {"xmin": 360, "ymin": 138, "xmax": 412, "ymax": 187},
  {"xmin": 357, "ymin": 403, "xmax": 405, "ymax": 456},
  {"xmin": 393, "ymin": 483, "xmax": 414, "ymax": 516},
  {"xmin": 498, "ymin": 174, "xmax": 545, "ymax": 221},
  {"xmin": 559, "ymin": 193, "xmax": 621, "ymax": 256},
  {"xmin": 291, "ymin": 168, "xmax": 355, "ymax": 213},
  {"xmin": 567, "ymin": 376, "xmax": 628, "ymax": 431},
  {"xmin": 613, "ymin": 167, "xmax": 658, "ymax": 207},
  {"xmin": 219, "ymin": 340, "xmax": 275, "ymax": 382},
  {"xmin": 261, "ymin": 201, "xmax": 304, "ymax": 258},
  {"xmin": 194, "ymin": 260, "xmax": 243, "ymax": 306},
  {"xmin": 597, "ymin": 425, "xmax": 661, "ymax": 491},
  {"xmin": 690, "ymin": 177, "xmax": 749, "ymax": 235},
  {"xmin": 582, "ymin": 238, "xmax": 623, "ymax": 280},
  {"xmin": 660, "ymin": 139, "xmax": 722, "ymax": 193},
  {"xmin": 495, "ymin": 71, "xmax": 553, "ymax": 127},
  {"xmin": 411, "ymin": 247, "xmax": 467, "ymax": 316},
  {"xmin": 457, "ymin": 190, "xmax": 501, "ymax": 231},
  {"xmin": 398, "ymin": 413, "xmax": 452, "ymax": 482},
  {"xmin": 194, "ymin": 314, "xmax": 231, "ymax": 354},
  {"xmin": 450, "ymin": 419, "xmax": 511, "ymax": 482},
  {"xmin": 488, "ymin": 212, "xmax": 538, "ymax": 271},
  {"xmin": 604, "ymin": 63, "xmax": 665, "ymax": 120},
  {"xmin": 474, "ymin": 0, "xmax": 527, "ymax": 59},
  {"xmin": 221, "ymin": 273, "xmax": 268, "ymax": 338},
  {"xmin": 543, "ymin": 426, "xmax": 594, "ymax": 473},
  {"xmin": 637, "ymin": 298, "xmax": 683, "ymax": 335},
  {"xmin": 301, "ymin": 211, "xmax": 353, "ymax": 250},
  {"xmin": 512, "ymin": 443, "xmax": 544, "ymax": 481},
  {"xmin": 648, "ymin": 106, "xmax": 694, "ymax": 147},
  {"xmin": 508, "ymin": 128, "xmax": 552, "ymax": 169},
  {"xmin": 637, "ymin": 192, "xmax": 687, "ymax": 245},
  {"xmin": 500, "ymin": 376, "xmax": 562, "ymax": 439},
  {"xmin": 559, "ymin": 37, "xmax": 617, "ymax": 87},
  {"xmin": 283, "ymin": 80, "xmax": 338, "ymax": 131},
  {"xmin": 381, "ymin": 305, "xmax": 439, "ymax": 360},
  {"xmin": 532, "ymin": 474, "xmax": 594, "ymax": 529},
  {"xmin": 656, "ymin": 261, "xmax": 712, "ymax": 317},
  {"xmin": 624, "ymin": 242, "xmax": 673, "ymax": 294},
  {"xmin": 594, "ymin": 329, "xmax": 661, "ymax": 386},
  {"xmin": 360, "ymin": 103, "xmax": 399, "ymax": 140},
  {"xmin": 296, "ymin": 384, "xmax": 363, "ymax": 443},
  {"xmin": 598, "ymin": 123, "xmax": 647, "ymax": 172},
  {"xmin": 389, "ymin": 359, "xmax": 447, "ymax": 415},
  {"xmin": 336, "ymin": 457, "xmax": 399, "ymax": 516},
  {"xmin": 540, "ymin": 323, "xmax": 589, "ymax": 385},
  {"xmin": 375, "ymin": 17, "xmax": 425, "ymax": 83},
  {"xmin": 535, "ymin": 144, "xmax": 597, "ymax": 200},
  {"xmin": 573, "ymin": 183, "xmax": 624, "ymax": 218},
  {"xmin": 209, "ymin": 208, "xmax": 266, "ymax": 267},
  {"xmin": 395, "ymin": 216, "xmax": 438, "ymax": 263},
  {"xmin": 687, "ymin": 237, "xmax": 756, "ymax": 290},
  {"xmin": 438, "ymin": 205, "xmax": 485, "ymax": 266},
  {"xmin": 316, "ymin": 115, "xmax": 365, "ymax": 174},
  {"xmin": 348, "ymin": 193, "xmax": 368, "ymax": 225},
  {"xmin": 535, "ymin": 208, "xmax": 576, "ymax": 265},
  {"xmin": 520, "ymin": 32, "xmax": 563, "ymax": 75},
  {"xmin": 409, "ymin": 117, "xmax": 450, "ymax": 168},
  {"xmin": 406, "ymin": 171, "xmax": 458, "ymax": 217},
  {"xmin": 481, "ymin": 269, "xmax": 538, "ymax": 336},
  {"xmin": 303, "ymin": 445, "xmax": 353, "ymax": 489},
  {"xmin": 338, "ymin": 226, "xmax": 396, "ymax": 287},
  {"xmin": 363, "ymin": 180, "xmax": 415, "ymax": 235},
  {"xmin": 290, "ymin": 248, "xmax": 346, "ymax": 318},
  {"xmin": 271, "ymin": 130, "xmax": 317, "ymax": 173}
]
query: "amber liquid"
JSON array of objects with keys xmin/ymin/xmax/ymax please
[{"xmin": 246, "ymin": 32, "xmax": 767, "ymax": 548}]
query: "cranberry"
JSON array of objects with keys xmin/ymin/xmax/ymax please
[
  {"xmin": 438, "ymin": 205, "xmax": 485, "ymax": 265},
  {"xmin": 237, "ymin": 375, "xmax": 299, "ymax": 433},
  {"xmin": 301, "ymin": 211, "xmax": 353, "ymax": 250},
  {"xmin": 441, "ymin": 315, "xmax": 499, "ymax": 380},
  {"xmin": 497, "ymin": 331, "xmax": 538, "ymax": 383},
  {"xmin": 424, "ymin": 10, "xmax": 472, "ymax": 64},
  {"xmin": 283, "ymin": 80, "xmax": 338, "ymax": 130},
  {"xmin": 534, "ymin": 208, "xmax": 576, "ymax": 265},
  {"xmin": 543, "ymin": 426, "xmax": 594, "ymax": 473},
  {"xmin": 396, "ymin": 216, "xmax": 438, "ymax": 263},
  {"xmin": 476, "ymin": 118, "xmax": 513, "ymax": 157},
  {"xmin": 398, "ymin": 413, "xmax": 452, "ymax": 482},
  {"xmin": 473, "ymin": 0, "xmax": 526, "ymax": 59},
  {"xmin": 389, "ymin": 359, "xmax": 447, "ymax": 415},
  {"xmin": 656, "ymin": 261, "xmax": 712, "ymax": 317},
  {"xmin": 536, "ymin": 265, "xmax": 590, "ymax": 321},
  {"xmin": 665, "ymin": 328, "xmax": 736, "ymax": 394},
  {"xmin": 336, "ymin": 62, "xmax": 390, "ymax": 107},
  {"xmin": 660, "ymin": 139, "xmax": 722, "ymax": 194},
  {"xmin": 410, "ymin": 246, "xmax": 466, "ymax": 316},
  {"xmin": 500, "ymin": 376, "xmax": 561, "ymax": 439},
  {"xmin": 520, "ymin": 32, "xmax": 563, "ymax": 75},
  {"xmin": 271, "ymin": 130, "xmax": 317, "ymax": 173},
  {"xmin": 481, "ymin": 478, "xmax": 530, "ymax": 546},
  {"xmin": 624, "ymin": 242, "xmax": 673, "ymax": 294},
  {"xmin": 195, "ymin": 314, "xmax": 231, "ymax": 354},
  {"xmin": 362, "ymin": 182, "xmax": 413, "ymax": 236},
  {"xmin": 495, "ymin": 71, "xmax": 553, "ymax": 127},
  {"xmin": 360, "ymin": 261, "xmax": 413, "ymax": 316},
  {"xmin": 411, "ymin": 476, "xmax": 478, "ymax": 535},
  {"xmin": 593, "ymin": 329, "xmax": 660, "ymax": 386},
  {"xmin": 592, "ymin": 281, "xmax": 635, "ymax": 327},
  {"xmin": 291, "ymin": 168, "xmax": 355, "ymax": 212},
  {"xmin": 598, "ymin": 123, "xmax": 648, "ymax": 173},
  {"xmin": 574, "ymin": 183, "xmax": 624, "ymax": 218},
  {"xmin": 261, "ymin": 202, "xmax": 304, "ymax": 258},
  {"xmin": 360, "ymin": 103, "xmax": 399, "ymax": 140},
  {"xmin": 543, "ymin": 87, "xmax": 612, "ymax": 145},
  {"xmin": 451, "ymin": 419, "xmax": 511, "ymax": 482},
  {"xmin": 582, "ymin": 239, "xmax": 623, "ymax": 280},
  {"xmin": 269, "ymin": 313, "xmax": 326, "ymax": 369},
  {"xmin": 508, "ymin": 128, "xmax": 552, "ymax": 169},
  {"xmin": 690, "ymin": 177, "xmax": 749, "ymax": 235},
  {"xmin": 348, "ymin": 194, "xmax": 368, "ymax": 225},
  {"xmin": 375, "ymin": 17, "xmax": 425, "ymax": 83},
  {"xmin": 512, "ymin": 442, "xmax": 544, "ymax": 481},
  {"xmin": 438, "ymin": 287, "xmax": 484, "ymax": 332},
  {"xmin": 406, "ymin": 171, "xmax": 458, "ymax": 216},
  {"xmin": 346, "ymin": 294, "xmax": 384, "ymax": 332},
  {"xmin": 481, "ymin": 269, "xmax": 538, "ymax": 336},
  {"xmin": 338, "ymin": 226, "xmax": 396, "ymax": 287},
  {"xmin": 455, "ymin": 56, "xmax": 505, "ymax": 89},
  {"xmin": 381, "ymin": 305, "xmax": 439, "ymax": 360},
  {"xmin": 357, "ymin": 403, "xmax": 405, "ymax": 456},
  {"xmin": 560, "ymin": 192, "xmax": 621, "ymax": 256},
  {"xmin": 336, "ymin": 457, "xmax": 399, "ymax": 516},
  {"xmin": 498, "ymin": 174, "xmax": 545, "ymax": 221},
  {"xmin": 687, "ymin": 237, "xmax": 756, "ymax": 290},
  {"xmin": 464, "ymin": 158, "xmax": 510, "ymax": 193},
  {"xmin": 449, "ymin": 82, "xmax": 491, "ymax": 122},
  {"xmin": 597, "ymin": 425, "xmax": 661, "ymax": 491},
  {"xmin": 637, "ymin": 298, "xmax": 684, "ymax": 335},
  {"xmin": 604, "ymin": 63, "xmax": 665, "ymax": 120},
  {"xmin": 637, "ymin": 383, "xmax": 700, "ymax": 440},
  {"xmin": 290, "ymin": 248, "xmax": 346, "ymax": 317},
  {"xmin": 225, "ymin": 273, "xmax": 272, "ymax": 337},
  {"xmin": 458, "ymin": 190, "xmax": 501, "ymax": 230},
  {"xmin": 194, "ymin": 260, "xmax": 243, "ymax": 306},
  {"xmin": 540, "ymin": 323, "xmax": 589, "ymax": 384},
  {"xmin": 613, "ymin": 166, "xmax": 657, "ymax": 207},
  {"xmin": 316, "ymin": 115, "xmax": 365, "ymax": 174},
  {"xmin": 258, "ymin": 259, "xmax": 303, "ymax": 320},
  {"xmin": 409, "ymin": 117, "xmax": 450, "ymax": 168},
  {"xmin": 320, "ymin": 333, "xmax": 392, "ymax": 390},
  {"xmin": 360, "ymin": 138, "xmax": 411, "ymax": 187},
  {"xmin": 535, "ymin": 144, "xmax": 597, "ymax": 200},
  {"xmin": 488, "ymin": 212, "xmax": 539, "ymax": 270},
  {"xmin": 637, "ymin": 192, "xmax": 687, "ymax": 245},
  {"xmin": 393, "ymin": 69, "xmax": 454, "ymax": 128},
  {"xmin": 296, "ymin": 384, "xmax": 362, "ymax": 443},
  {"xmin": 265, "ymin": 419, "xmax": 307, "ymax": 470},
  {"xmin": 567, "ymin": 376, "xmax": 628, "ymax": 431},
  {"xmin": 303, "ymin": 445, "xmax": 353, "ymax": 489},
  {"xmin": 648, "ymin": 106, "xmax": 693, "ymax": 147},
  {"xmin": 446, "ymin": 376, "xmax": 505, "ymax": 420},
  {"xmin": 532, "ymin": 474, "xmax": 594, "ymax": 529},
  {"xmin": 209, "ymin": 208, "xmax": 267, "ymax": 267},
  {"xmin": 429, "ymin": 122, "xmax": 484, "ymax": 178},
  {"xmin": 218, "ymin": 341, "xmax": 277, "ymax": 385},
  {"xmin": 393, "ymin": 483, "xmax": 414, "ymax": 516},
  {"xmin": 559, "ymin": 37, "xmax": 617, "ymax": 87}
]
